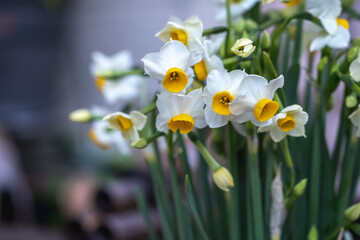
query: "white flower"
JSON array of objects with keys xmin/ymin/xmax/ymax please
[
  {"xmin": 88, "ymin": 120, "xmax": 131, "ymax": 155},
  {"xmin": 350, "ymin": 52, "xmax": 360, "ymax": 82},
  {"xmin": 156, "ymin": 16, "xmax": 204, "ymax": 52},
  {"xmin": 194, "ymin": 36, "xmax": 225, "ymax": 82},
  {"xmin": 258, "ymin": 104, "xmax": 308, "ymax": 142},
  {"xmin": 203, "ymin": 69, "xmax": 248, "ymax": 128},
  {"xmin": 215, "ymin": 0, "xmax": 260, "ymax": 21},
  {"xmin": 308, "ymin": 21, "xmax": 350, "ymax": 52},
  {"xmin": 103, "ymin": 111, "xmax": 147, "ymax": 143},
  {"xmin": 229, "ymin": 74, "xmax": 284, "ymax": 127},
  {"xmin": 156, "ymin": 88, "xmax": 206, "ymax": 134},
  {"xmin": 349, "ymin": 105, "xmax": 360, "ymax": 137},
  {"xmin": 212, "ymin": 167, "xmax": 234, "ymax": 191},
  {"xmin": 142, "ymin": 40, "xmax": 201, "ymax": 93},
  {"xmin": 306, "ymin": 0, "xmax": 350, "ymax": 51},
  {"xmin": 90, "ymin": 50, "xmax": 143, "ymax": 104},
  {"xmin": 231, "ymin": 38, "xmax": 256, "ymax": 58}
]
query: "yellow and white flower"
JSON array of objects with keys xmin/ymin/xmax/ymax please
[
  {"xmin": 229, "ymin": 74, "xmax": 284, "ymax": 127},
  {"xmin": 203, "ymin": 69, "xmax": 249, "ymax": 128},
  {"xmin": 215, "ymin": 0, "xmax": 260, "ymax": 21},
  {"xmin": 90, "ymin": 50, "xmax": 143, "ymax": 104},
  {"xmin": 103, "ymin": 111, "xmax": 147, "ymax": 143},
  {"xmin": 258, "ymin": 104, "xmax": 308, "ymax": 142},
  {"xmin": 142, "ymin": 40, "xmax": 201, "ymax": 93},
  {"xmin": 156, "ymin": 89, "xmax": 206, "ymax": 134},
  {"xmin": 155, "ymin": 16, "xmax": 204, "ymax": 52},
  {"xmin": 194, "ymin": 36, "xmax": 225, "ymax": 82},
  {"xmin": 349, "ymin": 105, "xmax": 360, "ymax": 137},
  {"xmin": 306, "ymin": 0, "xmax": 350, "ymax": 51},
  {"xmin": 212, "ymin": 167, "xmax": 234, "ymax": 192},
  {"xmin": 350, "ymin": 52, "xmax": 360, "ymax": 82}
]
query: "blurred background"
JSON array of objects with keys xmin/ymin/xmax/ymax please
[
  {"xmin": 0, "ymin": 0, "xmax": 217, "ymax": 239},
  {"xmin": 1, "ymin": 0, "xmax": 360, "ymax": 239}
]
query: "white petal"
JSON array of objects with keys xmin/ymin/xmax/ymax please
[
  {"xmin": 310, "ymin": 35, "xmax": 331, "ymax": 52},
  {"xmin": 206, "ymin": 69, "xmax": 232, "ymax": 95},
  {"xmin": 228, "ymin": 69, "xmax": 248, "ymax": 94},
  {"xmin": 205, "ymin": 106, "xmax": 229, "ymax": 128},
  {"xmin": 321, "ymin": 18, "xmax": 339, "ymax": 35},
  {"xmin": 156, "ymin": 114, "xmax": 170, "ymax": 133},
  {"xmin": 350, "ymin": 59, "xmax": 360, "ymax": 82},
  {"xmin": 349, "ymin": 107, "xmax": 360, "ymax": 127},
  {"xmin": 130, "ymin": 111, "xmax": 147, "ymax": 130},
  {"xmin": 205, "ymin": 55, "xmax": 225, "ymax": 73},
  {"xmin": 288, "ymin": 123, "xmax": 306, "ymax": 137},
  {"xmin": 142, "ymin": 52, "xmax": 167, "ymax": 81},
  {"xmin": 281, "ymin": 104, "xmax": 303, "ymax": 114},
  {"xmin": 265, "ymin": 75, "xmax": 285, "ymax": 100},
  {"xmin": 229, "ymin": 94, "xmax": 255, "ymax": 116},
  {"xmin": 327, "ymin": 27, "xmax": 350, "ymax": 49},
  {"xmin": 121, "ymin": 127, "xmax": 139, "ymax": 143},
  {"xmin": 270, "ymin": 126, "xmax": 287, "ymax": 143},
  {"xmin": 102, "ymin": 76, "xmax": 142, "ymax": 104},
  {"xmin": 103, "ymin": 112, "xmax": 131, "ymax": 131},
  {"xmin": 160, "ymin": 40, "xmax": 193, "ymax": 70},
  {"xmin": 155, "ymin": 21, "xmax": 184, "ymax": 43},
  {"xmin": 292, "ymin": 111, "xmax": 309, "ymax": 125},
  {"xmin": 251, "ymin": 115, "xmax": 273, "ymax": 127}
]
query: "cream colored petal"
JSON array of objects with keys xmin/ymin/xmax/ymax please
[
  {"xmin": 350, "ymin": 59, "xmax": 360, "ymax": 82},
  {"xmin": 130, "ymin": 111, "xmax": 147, "ymax": 130},
  {"xmin": 270, "ymin": 126, "xmax": 287, "ymax": 142}
]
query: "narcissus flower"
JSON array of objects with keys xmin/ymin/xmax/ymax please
[
  {"xmin": 142, "ymin": 40, "xmax": 201, "ymax": 93},
  {"xmin": 258, "ymin": 104, "xmax": 308, "ymax": 142},
  {"xmin": 156, "ymin": 89, "xmax": 206, "ymax": 134},
  {"xmin": 349, "ymin": 105, "xmax": 360, "ymax": 137},
  {"xmin": 350, "ymin": 52, "xmax": 360, "ymax": 82},
  {"xmin": 203, "ymin": 69, "xmax": 248, "ymax": 128},
  {"xmin": 231, "ymin": 38, "xmax": 256, "ymax": 58},
  {"xmin": 103, "ymin": 111, "xmax": 147, "ymax": 143},
  {"xmin": 229, "ymin": 74, "xmax": 284, "ymax": 127},
  {"xmin": 306, "ymin": 0, "xmax": 350, "ymax": 51},
  {"xmin": 90, "ymin": 51, "xmax": 143, "ymax": 104},
  {"xmin": 156, "ymin": 16, "xmax": 204, "ymax": 52},
  {"xmin": 216, "ymin": 0, "xmax": 260, "ymax": 21},
  {"xmin": 212, "ymin": 167, "xmax": 234, "ymax": 191},
  {"xmin": 69, "ymin": 109, "xmax": 92, "ymax": 123},
  {"xmin": 194, "ymin": 36, "xmax": 225, "ymax": 82}
]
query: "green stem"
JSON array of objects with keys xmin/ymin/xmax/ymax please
[
  {"xmin": 224, "ymin": 0, "xmax": 233, "ymax": 58},
  {"xmin": 280, "ymin": 139, "xmax": 295, "ymax": 196},
  {"xmin": 223, "ymin": 56, "xmax": 254, "ymax": 65},
  {"xmin": 140, "ymin": 102, "xmax": 157, "ymax": 114},
  {"xmin": 338, "ymin": 73, "xmax": 360, "ymax": 97},
  {"xmin": 97, "ymin": 68, "xmax": 144, "ymax": 80},
  {"xmin": 203, "ymin": 26, "xmax": 228, "ymax": 36}
]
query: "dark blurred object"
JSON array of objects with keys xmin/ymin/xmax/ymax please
[
  {"xmin": 95, "ymin": 172, "xmax": 154, "ymax": 213},
  {"xmin": 0, "ymin": 225, "xmax": 65, "ymax": 240},
  {"xmin": 0, "ymin": 189, "xmax": 15, "ymax": 222},
  {"xmin": 0, "ymin": 0, "xmax": 65, "ymax": 138}
]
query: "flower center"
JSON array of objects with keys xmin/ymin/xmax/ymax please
[
  {"xmin": 194, "ymin": 60, "xmax": 207, "ymax": 82},
  {"xmin": 95, "ymin": 77, "xmax": 106, "ymax": 92},
  {"xmin": 284, "ymin": 0, "xmax": 299, "ymax": 6},
  {"xmin": 337, "ymin": 18, "xmax": 349, "ymax": 30},
  {"xmin": 167, "ymin": 114, "xmax": 194, "ymax": 134},
  {"xmin": 170, "ymin": 30, "xmax": 187, "ymax": 45},
  {"xmin": 163, "ymin": 67, "xmax": 188, "ymax": 93},
  {"xmin": 254, "ymin": 99, "xmax": 279, "ymax": 122},
  {"xmin": 212, "ymin": 91, "xmax": 235, "ymax": 115},
  {"xmin": 117, "ymin": 115, "xmax": 133, "ymax": 131},
  {"xmin": 277, "ymin": 114, "xmax": 296, "ymax": 132},
  {"xmin": 88, "ymin": 129, "xmax": 109, "ymax": 149}
]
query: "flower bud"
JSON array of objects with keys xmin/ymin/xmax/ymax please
[
  {"xmin": 293, "ymin": 179, "xmax": 307, "ymax": 197},
  {"xmin": 69, "ymin": 109, "xmax": 92, "ymax": 123},
  {"xmin": 307, "ymin": 225, "xmax": 318, "ymax": 240},
  {"xmin": 130, "ymin": 138, "xmax": 148, "ymax": 149},
  {"xmin": 231, "ymin": 38, "xmax": 256, "ymax": 58},
  {"xmin": 261, "ymin": 31, "xmax": 271, "ymax": 51},
  {"xmin": 346, "ymin": 93, "xmax": 358, "ymax": 108},
  {"xmin": 212, "ymin": 167, "xmax": 234, "ymax": 192},
  {"xmin": 234, "ymin": 18, "xmax": 246, "ymax": 33},
  {"xmin": 344, "ymin": 202, "xmax": 360, "ymax": 226},
  {"xmin": 245, "ymin": 19, "xmax": 258, "ymax": 32},
  {"xmin": 347, "ymin": 46, "xmax": 359, "ymax": 63}
]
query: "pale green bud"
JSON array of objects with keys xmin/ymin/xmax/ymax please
[
  {"xmin": 307, "ymin": 225, "xmax": 318, "ymax": 240},
  {"xmin": 294, "ymin": 179, "xmax": 307, "ymax": 197},
  {"xmin": 212, "ymin": 167, "xmax": 234, "ymax": 192},
  {"xmin": 261, "ymin": 31, "xmax": 271, "ymax": 51},
  {"xmin": 69, "ymin": 109, "xmax": 92, "ymax": 123},
  {"xmin": 130, "ymin": 138, "xmax": 148, "ymax": 149},
  {"xmin": 346, "ymin": 93, "xmax": 358, "ymax": 108},
  {"xmin": 344, "ymin": 202, "xmax": 360, "ymax": 226},
  {"xmin": 245, "ymin": 19, "xmax": 258, "ymax": 31},
  {"xmin": 347, "ymin": 46, "xmax": 359, "ymax": 63},
  {"xmin": 234, "ymin": 18, "xmax": 246, "ymax": 33}
]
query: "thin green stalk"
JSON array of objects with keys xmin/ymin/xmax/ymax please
[
  {"xmin": 135, "ymin": 188, "xmax": 160, "ymax": 240},
  {"xmin": 168, "ymin": 131, "xmax": 193, "ymax": 240},
  {"xmin": 280, "ymin": 139, "xmax": 295, "ymax": 196},
  {"xmin": 225, "ymin": 0, "xmax": 233, "ymax": 58},
  {"xmin": 246, "ymin": 132, "xmax": 265, "ymax": 240},
  {"xmin": 228, "ymin": 124, "xmax": 241, "ymax": 240},
  {"xmin": 203, "ymin": 26, "xmax": 228, "ymax": 36},
  {"xmin": 140, "ymin": 102, "xmax": 157, "ymax": 114},
  {"xmin": 97, "ymin": 68, "xmax": 144, "ymax": 80},
  {"xmin": 338, "ymin": 73, "xmax": 360, "ymax": 97}
]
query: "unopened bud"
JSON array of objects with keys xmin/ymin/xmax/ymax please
[
  {"xmin": 131, "ymin": 138, "xmax": 148, "ymax": 149},
  {"xmin": 212, "ymin": 167, "xmax": 234, "ymax": 192},
  {"xmin": 231, "ymin": 38, "xmax": 256, "ymax": 58},
  {"xmin": 261, "ymin": 31, "xmax": 271, "ymax": 51},
  {"xmin": 344, "ymin": 202, "xmax": 360, "ymax": 226},
  {"xmin": 69, "ymin": 109, "xmax": 92, "ymax": 123},
  {"xmin": 307, "ymin": 225, "xmax": 318, "ymax": 240},
  {"xmin": 234, "ymin": 18, "xmax": 246, "ymax": 33},
  {"xmin": 347, "ymin": 46, "xmax": 359, "ymax": 63},
  {"xmin": 346, "ymin": 93, "xmax": 358, "ymax": 108},
  {"xmin": 294, "ymin": 179, "xmax": 307, "ymax": 197}
]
